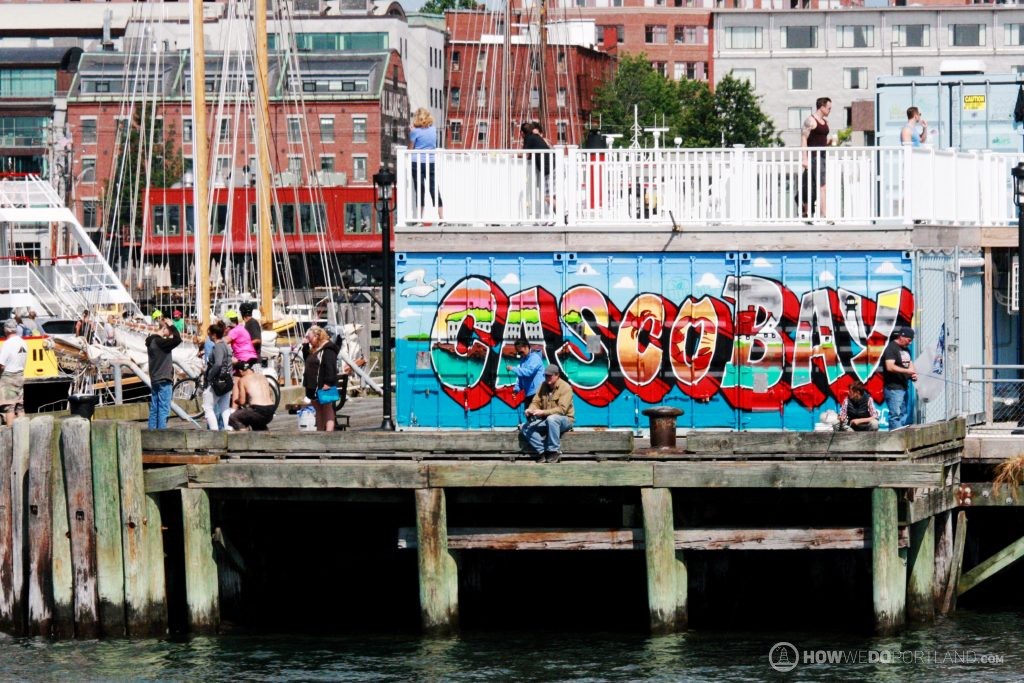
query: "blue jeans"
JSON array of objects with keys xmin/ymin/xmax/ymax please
[
  {"xmin": 519, "ymin": 415, "xmax": 573, "ymax": 454},
  {"xmin": 149, "ymin": 379, "xmax": 173, "ymax": 429},
  {"xmin": 884, "ymin": 386, "xmax": 909, "ymax": 430}
]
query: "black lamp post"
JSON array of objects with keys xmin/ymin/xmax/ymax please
[
  {"xmin": 1012, "ymin": 163, "xmax": 1024, "ymax": 433},
  {"xmin": 374, "ymin": 165, "xmax": 396, "ymax": 431}
]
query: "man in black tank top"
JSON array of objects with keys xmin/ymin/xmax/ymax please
[{"xmin": 800, "ymin": 97, "xmax": 832, "ymax": 219}]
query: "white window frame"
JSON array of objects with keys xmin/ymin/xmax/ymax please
[
  {"xmin": 949, "ymin": 24, "xmax": 985, "ymax": 48},
  {"xmin": 476, "ymin": 120, "xmax": 489, "ymax": 144},
  {"xmin": 1007, "ymin": 24, "xmax": 1024, "ymax": 46},
  {"xmin": 724, "ymin": 26, "xmax": 762, "ymax": 49},
  {"xmin": 730, "ymin": 68, "xmax": 756, "ymax": 88},
  {"xmin": 450, "ymin": 119, "xmax": 463, "ymax": 142},
  {"xmin": 788, "ymin": 67, "xmax": 811, "ymax": 91},
  {"xmin": 287, "ymin": 116, "xmax": 302, "ymax": 144},
  {"xmin": 320, "ymin": 116, "xmax": 335, "ymax": 143},
  {"xmin": 352, "ymin": 116, "xmax": 367, "ymax": 144},
  {"xmin": 788, "ymin": 107, "xmax": 811, "ymax": 130},
  {"xmin": 79, "ymin": 117, "xmax": 97, "ymax": 145},
  {"xmin": 893, "ymin": 24, "xmax": 930, "ymax": 48},
  {"xmin": 836, "ymin": 25, "xmax": 874, "ymax": 48},
  {"xmin": 352, "ymin": 155, "xmax": 368, "ymax": 182},
  {"xmin": 80, "ymin": 157, "xmax": 96, "ymax": 184},
  {"xmin": 781, "ymin": 25, "xmax": 817, "ymax": 49},
  {"xmin": 844, "ymin": 67, "xmax": 868, "ymax": 90},
  {"xmin": 182, "ymin": 117, "xmax": 193, "ymax": 144}
]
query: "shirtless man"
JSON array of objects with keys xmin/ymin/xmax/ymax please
[{"xmin": 227, "ymin": 361, "xmax": 275, "ymax": 431}]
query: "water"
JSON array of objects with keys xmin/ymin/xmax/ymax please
[{"xmin": 0, "ymin": 610, "xmax": 1020, "ymax": 682}]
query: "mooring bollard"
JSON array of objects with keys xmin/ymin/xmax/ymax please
[{"xmin": 642, "ymin": 406, "xmax": 683, "ymax": 449}]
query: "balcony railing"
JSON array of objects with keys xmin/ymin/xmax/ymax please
[{"xmin": 395, "ymin": 146, "xmax": 1022, "ymax": 230}]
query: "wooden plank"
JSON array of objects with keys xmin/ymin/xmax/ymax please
[
  {"xmin": 396, "ymin": 526, "xmax": 910, "ymax": 551},
  {"xmin": 961, "ymin": 483, "xmax": 1024, "ymax": 506},
  {"xmin": 144, "ymin": 466, "xmax": 189, "ymax": 493},
  {"xmin": 60, "ymin": 418, "xmax": 99, "ymax": 638},
  {"xmin": 140, "ymin": 430, "xmax": 227, "ymax": 453},
  {"xmin": 117, "ymin": 422, "xmax": 160, "ymax": 636},
  {"xmin": 0, "ymin": 426, "xmax": 13, "ymax": 632},
  {"xmin": 653, "ymin": 461, "xmax": 944, "ymax": 489},
  {"xmin": 641, "ymin": 488, "xmax": 686, "ymax": 633},
  {"xmin": 871, "ymin": 488, "xmax": 905, "ymax": 634},
  {"xmin": 957, "ymin": 533, "xmax": 1024, "ymax": 597},
  {"xmin": 428, "ymin": 463, "xmax": 653, "ymax": 488},
  {"xmin": 907, "ymin": 518, "xmax": 935, "ymax": 623},
  {"xmin": 49, "ymin": 417, "xmax": 73, "ymax": 639},
  {"xmin": 143, "ymin": 454, "xmax": 220, "ymax": 465},
  {"xmin": 143, "ymin": 493, "xmax": 167, "ymax": 634},
  {"xmin": 90, "ymin": 421, "xmax": 125, "ymax": 637},
  {"xmin": 415, "ymin": 488, "xmax": 458, "ymax": 635},
  {"xmin": 902, "ymin": 486, "xmax": 959, "ymax": 524},
  {"xmin": 181, "ymin": 489, "xmax": 218, "ymax": 633},
  {"xmin": 26, "ymin": 416, "xmax": 54, "ymax": 637},
  {"xmin": 940, "ymin": 511, "xmax": 967, "ymax": 615},
  {"xmin": 9, "ymin": 418, "xmax": 29, "ymax": 635},
  {"xmin": 186, "ymin": 463, "xmax": 428, "ymax": 489}
]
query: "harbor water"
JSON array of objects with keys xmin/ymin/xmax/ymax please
[{"xmin": 0, "ymin": 610, "xmax": 1019, "ymax": 681}]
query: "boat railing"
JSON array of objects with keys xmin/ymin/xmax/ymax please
[{"xmin": 395, "ymin": 146, "xmax": 1021, "ymax": 230}]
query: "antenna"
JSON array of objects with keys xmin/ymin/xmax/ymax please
[{"xmin": 629, "ymin": 105, "xmax": 643, "ymax": 149}]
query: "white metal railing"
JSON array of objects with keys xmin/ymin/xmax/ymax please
[{"xmin": 395, "ymin": 146, "xmax": 1023, "ymax": 230}]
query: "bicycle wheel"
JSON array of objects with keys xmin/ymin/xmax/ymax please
[
  {"xmin": 265, "ymin": 375, "xmax": 281, "ymax": 412},
  {"xmin": 172, "ymin": 377, "xmax": 205, "ymax": 421}
]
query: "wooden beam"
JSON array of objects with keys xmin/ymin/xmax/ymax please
[
  {"xmin": 0, "ymin": 426, "xmax": 13, "ymax": 632},
  {"xmin": 90, "ymin": 421, "xmax": 125, "ymax": 637},
  {"xmin": 187, "ymin": 463, "xmax": 428, "ymax": 489},
  {"xmin": 26, "ymin": 416, "xmax": 54, "ymax": 637},
  {"xmin": 902, "ymin": 486, "xmax": 959, "ymax": 524},
  {"xmin": 144, "ymin": 466, "xmax": 189, "ymax": 493},
  {"xmin": 907, "ymin": 518, "xmax": 935, "ymax": 623},
  {"xmin": 49, "ymin": 417, "xmax": 73, "ymax": 639},
  {"xmin": 429, "ymin": 462, "xmax": 652, "ymax": 488},
  {"xmin": 960, "ymin": 483, "xmax": 1024, "ymax": 506},
  {"xmin": 144, "ymin": 493, "xmax": 167, "ymax": 634},
  {"xmin": 933, "ymin": 511, "xmax": 953, "ymax": 610},
  {"xmin": 181, "ymin": 489, "xmax": 218, "ymax": 634},
  {"xmin": 940, "ymin": 511, "xmax": 967, "ymax": 615},
  {"xmin": 871, "ymin": 488, "xmax": 905, "ymax": 634},
  {"xmin": 10, "ymin": 418, "xmax": 30, "ymax": 635},
  {"xmin": 61, "ymin": 418, "xmax": 100, "ymax": 638},
  {"xmin": 118, "ymin": 422, "xmax": 161, "ymax": 636},
  {"xmin": 653, "ymin": 461, "xmax": 944, "ymax": 489},
  {"xmin": 143, "ymin": 454, "xmax": 220, "ymax": 465},
  {"xmin": 957, "ymin": 533, "xmax": 1024, "ymax": 597},
  {"xmin": 641, "ymin": 488, "xmax": 686, "ymax": 633},
  {"xmin": 415, "ymin": 489, "xmax": 458, "ymax": 635}
]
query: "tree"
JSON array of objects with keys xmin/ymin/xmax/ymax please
[
  {"xmin": 419, "ymin": 0, "xmax": 478, "ymax": 14},
  {"xmin": 711, "ymin": 74, "xmax": 781, "ymax": 148},
  {"xmin": 592, "ymin": 54, "xmax": 680, "ymax": 144}
]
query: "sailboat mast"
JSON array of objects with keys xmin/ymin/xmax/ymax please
[
  {"xmin": 500, "ymin": 2, "xmax": 510, "ymax": 148},
  {"xmin": 254, "ymin": 0, "xmax": 274, "ymax": 323},
  {"xmin": 191, "ymin": 0, "xmax": 211, "ymax": 332},
  {"xmin": 538, "ymin": 0, "xmax": 549, "ymax": 134}
]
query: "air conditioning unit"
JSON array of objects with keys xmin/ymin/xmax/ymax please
[
  {"xmin": 275, "ymin": 172, "xmax": 301, "ymax": 186},
  {"xmin": 293, "ymin": 0, "xmax": 322, "ymax": 13}
]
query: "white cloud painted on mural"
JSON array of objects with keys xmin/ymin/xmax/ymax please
[
  {"xmin": 576, "ymin": 263, "xmax": 600, "ymax": 276},
  {"xmin": 874, "ymin": 261, "xmax": 902, "ymax": 275},
  {"xmin": 818, "ymin": 270, "xmax": 835, "ymax": 283},
  {"xmin": 613, "ymin": 276, "xmax": 635, "ymax": 289},
  {"xmin": 752, "ymin": 257, "xmax": 772, "ymax": 268},
  {"xmin": 398, "ymin": 307, "xmax": 420, "ymax": 319},
  {"xmin": 696, "ymin": 272, "xmax": 722, "ymax": 288},
  {"xmin": 500, "ymin": 273, "xmax": 520, "ymax": 286}
]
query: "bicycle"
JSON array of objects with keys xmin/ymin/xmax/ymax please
[{"xmin": 172, "ymin": 365, "xmax": 281, "ymax": 422}]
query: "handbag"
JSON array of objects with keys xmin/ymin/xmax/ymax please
[
  {"xmin": 209, "ymin": 342, "xmax": 233, "ymax": 396},
  {"xmin": 317, "ymin": 386, "xmax": 340, "ymax": 404}
]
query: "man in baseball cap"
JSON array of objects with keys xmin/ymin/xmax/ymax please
[
  {"xmin": 519, "ymin": 363, "xmax": 574, "ymax": 463},
  {"xmin": 882, "ymin": 325, "xmax": 917, "ymax": 429}
]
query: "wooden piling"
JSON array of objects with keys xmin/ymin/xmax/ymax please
[
  {"xmin": 0, "ymin": 426, "xmax": 13, "ymax": 632},
  {"xmin": 933, "ymin": 510, "xmax": 953, "ymax": 609},
  {"xmin": 10, "ymin": 418, "xmax": 29, "ymax": 634},
  {"xmin": 26, "ymin": 416, "xmax": 54, "ymax": 637},
  {"xmin": 907, "ymin": 517, "xmax": 935, "ymax": 623},
  {"xmin": 640, "ymin": 488, "xmax": 687, "ymax": 633},
  {"xmin": 50, "ymin": 418, "xmax": 73, "ymax": 638},
  {"xmin": 871, "ymin": 487, "xmax": 906, "ymax": 634},
  {"xmin": 181, "ymin": 489, "xmax": 218, "ymax": 633},
  {"xmin": 90, "ymin": 421, "xmax": 125, "ymax": 636},
  {"xmin": 144, "ymin": 493, "xmax": 167, "ymax": 631},
  {"xmin": 61, "ymin": 418, "xmax": 99, "ymax": 638},
  {"xmin": 414, "ymin": 488, "xmax": 459, "ymax": 635},
  {"xmin": 940, "ymin": 510, "xmax": 968, "ymax": 615},
  {"xmin": 117, "ymin": 422, "xmax": 162, "ymax": 636}
]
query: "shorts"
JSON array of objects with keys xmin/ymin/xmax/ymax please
[
  {"xmin": 229, "ymin": 403, "xmax": 275, "ymax": 431},
  {"xmin": 0, "ymin": 371, "xmax": 24, "ymax": 411}
]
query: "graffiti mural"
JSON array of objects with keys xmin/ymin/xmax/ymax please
[{"xmin": 396, "ymin": 252, "xmax": 914, "ymax": 430}]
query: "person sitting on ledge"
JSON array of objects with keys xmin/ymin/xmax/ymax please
[
  {"xmin": 838, "ymin": 381, "xmax": 879, "ymax": 432},
  {"xmin": 519, "ymin": 363, "xmax": 574, "ymax": 463},
  {"xmin": 228, "ymin": 360, "xmax": 275, "ymax": 431}
]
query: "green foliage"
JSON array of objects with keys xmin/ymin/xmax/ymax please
[
  {"xmin": 593, "ymin": 60, "xmax": 781, "ymax": 148},
  {"xmin": 419, "ymin": 0, "xmax": 478, "ymax": 14},
  {"xmin": 835, "ymin": 127, "xmax": 854, "ymax": 147}
]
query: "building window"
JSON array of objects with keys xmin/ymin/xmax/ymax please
[
  {"xmin": 452, "ymin": 51, "xmax": 460, "ymax": 71},
  {"xmin": 651, "ymin": 61, "xmax": 667, "ymax": 77},
  {"xmin": 80, "ymin": 119, "xmax": 97, "ymax": 145},
  {"xmin": 352, "ymin": 117, "xmax": 367, "ymax": 144},
  {"xmin": 1007, "ymin": 24, "xmax": 1024, "ymax": 46},
  {"xmin": 83, "ymin": 200, "xmax": 98, "ymax": 229},
  {"xmin": 183, "ymin": 118, "xmax": 193, "ymax": 144},
  {"xmin": 894, "ymin": 25, "xmax": 930, "ymax": 48},
  {"xmin": 451, "ymin": 87, "xmax": 461, "ymax": 107},
  {"xmin": 645, "ymin": 25, "xmax": 668, "ymax": 44},
  {"xmin": 287, "ymin": 116, "xmax": 302, "ymax": 144},
  {"xmin": 320, "ymin": 155, "xmax": 335, "ymax": 173},
  {"xmin": 320, "ymin": 117, "xmax": 334, "ymax": 143},
  {"xmin": 81, "ymin": 157, "xmax": 96, "ymax": 184},
  {"xmin": 557, "ymin": 50, "xmax": 567, "ymax": 73},
  {"xmin": 476, "ymin": 87, "xmax": 487, "ymax": 108},
  {"xmin": 215, "ymin": 157, "xmax": 231, "ymax": 183},
  {"xmin": 530, "ymin": 87, "xmax": 540, "ymax": 108},
  {"xmin": 950, "ymin": 24, "xmax": 984, "ymax": 47},
  {"xmin": 724, "ymin": 26, "xmax": 762, "ymax": 49},
  {"xmin": 557, "ymin": 88, "xmax": 567, "ymax": 107},
  {"xmin": 900, "ymin": 66, "xmax": 924, "ymax": 77},
  {"xmin": 218, "ymin": 117, "xmax": 231, "ymax": 143},
  {"xmin": 782, "ymin": 26, "xmax": 817, "ymax": 49},
  {"xmin": 597, "ymin": 25, "xmax": 625, "ymax": 45},
  {"xmin": 837, "ymin": 25, "xmax": 874, "ymax": 48},
  {"xmin": 450, "ymin": 120, "xmax": 462, "ymax": 142},
  {"xmin": 674, "ymin": 26, "xmax": 707, "ymax": 45},
  {"xmin": 353, "ymin": 156, "xmax": 367, "ymax": 182},
  {"xmin": 730, "ymin": 68, "xmax": 756, "ymax": 87},
  {"xmin": 788, "ymin": 68, "xmax": 811, "ymax": 90},
  {"xmin": 344, "ymin": 202, "xmax": 373, "ymax": 234},
  {"xmin": 844, "ymin": 67, "xmax": 867, "ymax": 89},
  {"xmin": 556, "ymin": 121, "xmax": 567, "ymax": 144},
  {"xmin": 476, "ymin": 121, "xmax": 489, "ymax": 144},
  {"xmin": 476, "ymin": 52, "xmax": 486, "ymax": 72},
  {"xmin": 1015, "ymin": 65, "xmax": 1024, "ymax": 76},
  {"xmin": 788, "ymin": 107, "xmax": 811, "ymax": 129}
]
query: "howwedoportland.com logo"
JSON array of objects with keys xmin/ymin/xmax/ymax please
[
  {"xmin": 768, "ymin": 642, "xmax": 1005, "ymax": 672},
  {"xmin": 768, "ymin": 642, "xmax": 800, "ymax": 672}
]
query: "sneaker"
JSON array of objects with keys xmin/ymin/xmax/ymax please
[{"xmin": 543, "ymin": 451, "xmax": 561, "ymax": 463}]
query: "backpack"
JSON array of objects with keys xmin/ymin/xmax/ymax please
[{"xmin": 209, "ymin": 342, "xmax": 233, "ymax": 396}]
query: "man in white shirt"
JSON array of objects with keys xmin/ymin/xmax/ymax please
[{"xmin": 0, "ymin": 320, "xmax": 28, "ymax": 424}]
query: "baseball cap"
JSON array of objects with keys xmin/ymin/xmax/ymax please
[
  {"xmin": 898, "ymin": 326, "xmax": 915, "ymax": 339},
  {"xmin": 544, "ymin": 363, "xmax": 560, "ymax": 376},
  {"xmin": 172, "ymin": 309, "xmax": 182, "ymax": 318},
  {"xmin": 225, "ymin": 310, "xmax": 239, "ymax": 321},
  {"xmin": 151, "ymin": 309, "xmax": 163, "ymax": 319}
]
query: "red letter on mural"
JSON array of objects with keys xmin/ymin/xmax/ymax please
[
  {"xmin": 617, "ymin": 293, "xmax": 676, "ymax": 404},
  {"xmin": 669, "ymin": 295, "xmax": 733, "ymax": 401}
]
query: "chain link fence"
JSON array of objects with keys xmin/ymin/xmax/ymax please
[{"xmin": 962, "ymin": 366, "xmax": 1024, "ymax": 429}]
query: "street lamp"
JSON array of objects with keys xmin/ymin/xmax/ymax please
[
  {"xmin": 373, "ymin": 165, "xmax": 396, "ymax": 431},
  {"xmin": 1012, "ymin": 163, "xmax": 1024, "ymax": 432}
]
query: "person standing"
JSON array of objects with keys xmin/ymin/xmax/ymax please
[
  {"xmin": 0, "ymin": 321, "xmax": 27, "ymax": 425},
  {"xmin": 228, "ymin": 361, "xmax": 276, "ymax": 431},
  {"xmin": 21, "ymin": 309, "xmax": 40, "ymax": 337},
  {"xmin": 171, "ymin": 309, "xmax": 185, "ymax": 334},
  {"xmin": 882, "ymin": 326, "xmax": 917, "ymax": 429},
  {"xmin": 506, "ymin": 339, "xmax": 544, "ymax": 407},
  {"xmin": 224, "ymin": 310, "xmax": 258, "ymax": 365},
  {"xmin": 74, "ymin": 309, "xmax": 94, "ymax": 342},
  {"xmin": 800, "ymin": 97, "xmax": 832, "ymax": 218},
  {"xmin": 240, "ymin": 303, "xmax": 262, "ymax": 358},
  {"xmin": 521, "ymin": 121, "xmax": 553, "ymax": 218},
  {"xmin": 146, "ymin": 316, "xmax": 182, "ymax": 429},
  {"xmin": 409, "ymin": 107, "xmax": 443, "ymax": 221},
  {"xmin": 202, "ymin": 322, "xmax": 232, "ymax": 431},
  {"xmin": 519, "ymin": 363, "xmax": 575, "ymax": 462},
  {"xmin": 302, "ymin": 325, "xmax": 339, "ymax": 432},
  {"xmin": 838, "ymin": 381, "xmax": 880, "ymax": 431},
  {"xmin": 900, "ymin": 107, "xmax": 928, "ymax": 147}
]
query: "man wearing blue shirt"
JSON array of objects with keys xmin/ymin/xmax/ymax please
[{"xmin": 507, "ymin": 339, "xmax": 544, "ymax": 407}]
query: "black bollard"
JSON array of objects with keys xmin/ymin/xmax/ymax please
[{"xmin": 642, "ymin": 406, "xmax": 684, "ymax": 450}]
